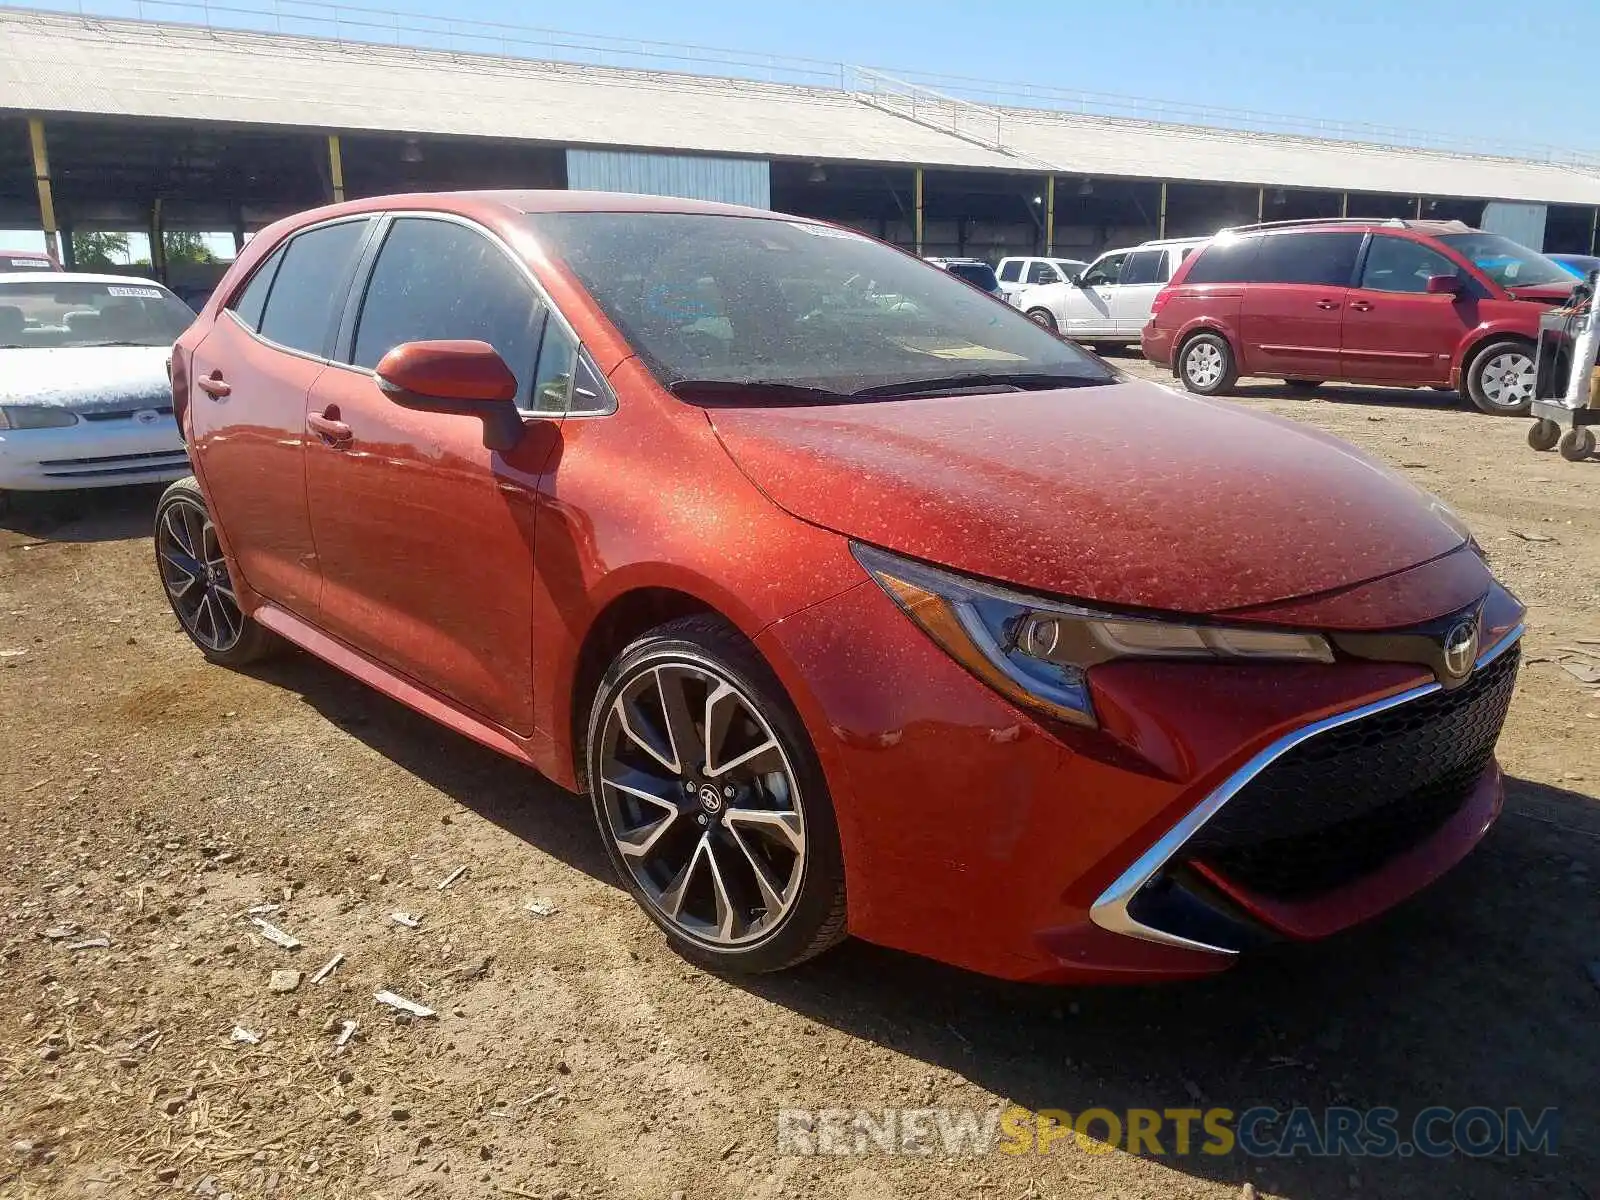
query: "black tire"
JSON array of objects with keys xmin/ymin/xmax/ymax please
[
  {"xmin": 154, "ymin": 476, "xmax": 278, "ymax": 666},
  {"xmin": 585, "ymin": 614, "xmax": 847, "ymax": 974},
  {"xmin": 1177, "ymin": 332, "xmax": 1238, "ymax": 396},
  {"xmin": 1284, "ymin": 379, "xmax": 1324, "ymax": 392},
  {"xmin": 1025, "ymin": 307, "xmax": 1058, "ymax": 333},
  {"xmin": 1091, "ymin": 342, "xmax": 1122, "ymax": 357},
  {"xmin": 1464, "ymin": 338, "xmax": 1536, "ymax": 416},
  {"xmin": 1558, "ymin": 428, "xmax": 1596, "ymax": 462},
  {"xmin": 1528, "ymin": 419, "xmax": 1562, "ymax": 451}
]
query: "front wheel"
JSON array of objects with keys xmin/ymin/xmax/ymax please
[
  {"xmin": 1025, "ymin": 307, "xmax": 1058, "ymax": 333},
  {"xmin": 585, "ymin": 614, "xmax": 847, "ymax": 974},
  {"xmin": 1528, "ymin": 418, "xmax": 1562, "ymax": 451},
  {"xmin": 1178, "ymin": 332, "xmax": 1238, "ymax": 396},
  {"xmin": 1465, "ymin": 340, "xmax": 1535, "ymax": 415},
  {"xmin": 154, "ymin": 476, "xmax": 277, "ymax": 666}
]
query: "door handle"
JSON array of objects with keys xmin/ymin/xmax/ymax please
[
  {"xmin": 307, "ymin": 408, "xmax": 352, "ymax": 446},
  {"xmin": 196, "ymin": 372, "xmax": 230, "ymax": 398},
  {"xmin": 1349, "ymin": 301, "xmax": 1374, "ymax": 312},
  {"xmin": 1316, "ymin": 299, "xmax": 1341, "ymax": 310}
]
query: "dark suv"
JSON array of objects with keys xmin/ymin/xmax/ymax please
[{"xmin": 1142, "ymin": 219, "xmax": 1576, "ymax": 414}]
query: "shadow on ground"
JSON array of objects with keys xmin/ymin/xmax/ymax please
[
  {"xmin": 244, "ymin": 641, "xmax": 1599, "ymax": 1199},
  {"xmin": 0, "ymin": 483, "xmax": 165, "ymax": 543}
]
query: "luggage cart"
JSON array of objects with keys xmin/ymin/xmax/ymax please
[{"xmin": 1530, "ymin": 277, "xmax": 1600, "ymax": 461}]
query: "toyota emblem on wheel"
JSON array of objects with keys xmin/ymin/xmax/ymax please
[{"xmin": 1443, "ymin": 619, "xmax": 1480, "ymax": 680}]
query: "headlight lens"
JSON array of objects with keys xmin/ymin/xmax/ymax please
[
  {"xmin": 0, "ymin": 406, "xmax": 78, "ymax": 430},
  {"xmin": 853, "ymin": 543, "xmax": 1332, "ymax": 728}
]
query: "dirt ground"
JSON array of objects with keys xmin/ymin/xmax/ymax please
[{"xmin": 3, "ymin": 361, "xmax": 1599, "ymax": 1200}]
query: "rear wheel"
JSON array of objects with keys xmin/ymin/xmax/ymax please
[
  {"xmin": 1025, "ymin": 308, "xmax": 1058, "ymax": 333},
  {"xmin": 1465, "ymin": 339, "xmax": 1535, "ymax": 415},
  {"xmin": 1178, "ymin": 332, "xmax": 1238, "ymax": 396},
  {"xmin": 586, "ymin": 615, "xmax": 847, "ymax": 974},
  {"xmin": 154, "ymin": 477, "xmax": 277, "ymax": 666},
  {"xmin": 1528, "ymin": 419, "xmax": 1562, "ymax": 451},
  {"xmin": 1559, "ymin": 428, "xmax": 1596, "ymax": 461}
]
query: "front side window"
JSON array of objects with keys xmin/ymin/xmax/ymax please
[
  {"xmin": 1434, "ymin": 231, "xmax": 1572, "ymax": 289},
  {"xmin": 0, "ymin": 279, "xmax": 193, "ymax": 349},
  {"xmin": 1251, "ymin": 232, "xmax": 1363, "ymax": 286},
  {"xmin": 259, "ymin": 220, "xmax": 371, "ymax": 356},
  {"xmin": 1026, "ymin": 262, "xmax": 1058, "ymax": 285},
  {"xmin": 525, "ymin": 212, "xmax": 1113, "ymax": 398},
  {"xmin": 351, "ymin": 218, "xmax": 544, "ymax": 400},
  {"xmin": 1359, "ymin": 236, "xmax": 1459, "ymax": 294},
  {"xmin": 1080, "ymin": 253, "xmax": 1126, "ymax": 288},
  {"xmin": 1121, "ymin": 250, "xmax": 1165, "ymax": 286}
]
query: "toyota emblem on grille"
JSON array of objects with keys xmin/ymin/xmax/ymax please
[
  {"xmin": 133, "ymin": 409, "xmax": 162, "ymax": 426},
  {"xmin": 1442, "ymin": 619, "xmax": 1479, "ymax": 680}
]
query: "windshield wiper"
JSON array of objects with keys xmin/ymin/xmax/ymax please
[
  {"xmin": 851, "ymin": 371, "xmax": 1111, "ymax": 398},
  {"xmin": 668, "ymin": 379, "xmax": 850, "ymax": 405}
]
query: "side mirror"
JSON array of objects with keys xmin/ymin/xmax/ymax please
[
  {"xmin": 1069, "ymin": 273, "xmax": 1085, "ymax": 287},
  {"xmin": 375, "ymin": 340, "xmax": 525, "ymax": 452},
  {"xmin": 1425, "ymin": 274, "xmax": 1463, "ymax": 296}
]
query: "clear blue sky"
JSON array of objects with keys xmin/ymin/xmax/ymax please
[{"xmin": 426, "ymin": 0, "xmax": 1598, "ymax": 156}]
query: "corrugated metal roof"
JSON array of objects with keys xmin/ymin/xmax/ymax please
[{"xmin": 3, "ymin": 9, "xmax": 1599, "ymax": 205}]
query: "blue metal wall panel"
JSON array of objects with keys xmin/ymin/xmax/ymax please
[{"xmin": 566, "ymin": 149, "xmax": 770, "ymax": 208}]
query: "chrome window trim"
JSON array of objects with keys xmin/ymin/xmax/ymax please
[{"xmin": 1088, "ymin": 622, "xmax": 1526, "ymax": 956}]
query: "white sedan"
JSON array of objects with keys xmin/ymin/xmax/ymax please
[{"xmin": 0, "ymin": 272, "xmax": 194, "ymax": 501}]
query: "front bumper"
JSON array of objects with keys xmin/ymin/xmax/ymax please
[
  {"xmin": 757, "ymin": 572, "xmax": 1522, "ymax": 983},
  {"xmin": 0, "ymin": 414, "xmax": 189, "ymax": 490}
]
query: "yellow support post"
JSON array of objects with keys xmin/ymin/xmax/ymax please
[
  {"xmin": 328, "ymin": 134, "xmax": 346, "ymax": 204},
  {"xmin": 1158, "ymin": 181, "xmax": 1168, "ymax": 239},
  {"xmin": 27, "ymin": 118, "xmax": 59, "ymax": 262},
  {"xmin": 1045, "ymin": 175, "xmax": 1055, "ymax": 255},
  {"xmin": 913, "ymin": 168, "xmax": 924, "ymax": 257}
]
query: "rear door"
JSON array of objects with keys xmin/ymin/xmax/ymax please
[
  {"xmin": 1111, "ymin": 248, "xmax": 1167, "ymax": 335},
  {"xmin": 996, "ymin": 258, "xmax": 1024, "ymax": 298},
  {"xmin": 1237, "ymin": 231, "xmax": 1362, "ymax": 379},
  {"xmin": 1062, "ymin": 251, "xmax": 1126, "ymax": 337},
  {"xmin": 304, "ymin": 213, "xmax": 581, "ymax": 734},
  {"xmin": 1341, "ymin": 234, "xmax": 1474, "ymax": 385},
  {"xmin": 187, "ymin": 217, "xmax": 374, "ymax": 617}
]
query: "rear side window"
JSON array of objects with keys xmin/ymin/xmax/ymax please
[
  {"xmin": 1360, "ymin": 235, "xmax": 1459, "ymax": 294},
  {"xmin": 351, "ymin": 217, "xmax": 545, "ymax": 399},
  {"xmin": 1122, "ymin": 250, "xmax": 1165, "ymax": 286},
  {"xmin": 259, "ymin": 220, "xmax": 371, "ymax": 356},
  {"xmin": 998, "ymin": 260, "xmax": 1023, "ymax": 283},
  {"xmin": 1183, "ymin": 237, "xmax": 1261, "ymax": 284},
  {"xmin": 228, "ymin": 246, "xmax": 283, "ymax": 332},
  {"xmin": 1252, "ymin": 232, "xmax": 1363, "ymax": 286},
  {"xmin": 1026, "ymin": 262, "xmax": 1057, "ymax": 285}
]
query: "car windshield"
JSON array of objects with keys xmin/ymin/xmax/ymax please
[
  {"xmin": 525, "ymin": 212, "xmax": 1112, "ymax": 398},
  {"xmin": 1435, "ymin": 233, "xmax": 1573, "ymax": 289},
  {"xmin": 0, "ymin": 280, "xmax": 194, "ymax": 348}
]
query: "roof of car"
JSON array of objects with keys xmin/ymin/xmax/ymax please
[
  {"xmin": 1220, "ymin": 217, "xmax": 1475, "ymax": 237},
  {"xmin": 1, "ymin": 271, "xmax": 176, "ymax": 287}
]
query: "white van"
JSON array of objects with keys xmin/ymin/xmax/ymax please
[
  {"xmin": 994, "ymin": 256, "xmax": 1090, "ymax": 301},
  {"xmin": 1013, "ymin": 237, "xmax": 1208, "ymax": 347}
]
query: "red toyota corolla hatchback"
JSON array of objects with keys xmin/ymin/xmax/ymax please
[{"xmin": 158, "ymin": 191, "xmax": 1524, "ymax": 983}]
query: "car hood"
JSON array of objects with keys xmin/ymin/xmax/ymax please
[
  {"xmin": 706, "ymin": 379, "xmax": 1467, "ymax": 614},
  {"xmin": 1505, "ymin": 282, "xmax": 1576, "ymax": 304},
  {"xmin": 0, "ymin": 346, "xmax": 172, "ymax": 414}
]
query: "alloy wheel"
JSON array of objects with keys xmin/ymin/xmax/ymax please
[
  {"xmin": 1185, "ymin": 340, "xmax": 1224, "ymax": 389},
  {"xmin": 596, "ymin": 659, "xmax": 806, "ymax": 948},
  {"xmin": 157, "ymin": 496, "xmax": 243, "ymax": 653},
  {"xmin": 1477, "ymin": 351, "xmax": 1534, "ymax": 411}
]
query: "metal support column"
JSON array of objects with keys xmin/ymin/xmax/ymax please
[
  {"xmin": 1045, "ymin": 175, "xmax": 1055, "ymax": 255},
  {"xmin": 1157, "ymin": 181, "xmax": 1168, "ymax": 239},
  {"xmin": 328, "ymin": 134, "xmax": 346, "ymax": 204},
  {"xmin": 27, "ymin": 118, "xmax": 60, "ymax": 263},
  {"xmin": 1340, "ymin": 193, "xmax": 1349, "ymax": 218},
  {"xmin": 1590, "ymin": 207, "xmax": 1597, "ymax": 255},
  {"xmin": 1415, "ymin": 196, "xmax": 1424, "ymax": 219},
  {"xmin": 913, "ymin": 168, "xmax": 924, "ymax": 257},
  {"xmin": 1257, "ymin": 187, "xmax": 1265, "ymax": 220},
  {"xmin": 149, "ymin": 198, "xmax": 166, "ymax": 283}
]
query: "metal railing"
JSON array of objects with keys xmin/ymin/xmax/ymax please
[{"xmin": 10, "ymin": 0, "xmax": 1600, "ymax": 169}]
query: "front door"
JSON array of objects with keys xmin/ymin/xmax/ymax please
[
  {"xmin": 186, "ymin": 218, "xmax": 374, "ymax": 617},
  {"xmin": 1062, "ymin": 251, "xmax": 1126, "ymax": 337},
  {"xmin": 1341, "ymin": 234, "xmax": 1473, "ymax": 385},
  {"xmin": 1236, "ymin": 230, "xmax": 1363, "ymax": 379},
  {"xmin": 303, "ymin": 214, "xmax": 569, "ymax": 735}
]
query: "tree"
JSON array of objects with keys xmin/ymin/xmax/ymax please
[
  {"xmin": 71, "ymin": 231, "xmax": 129, "ymax": 269},
  {"xmin": 163, "ymin": 231, "xmax": 215, "ymax": 266}
]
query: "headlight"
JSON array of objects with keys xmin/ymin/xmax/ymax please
[
  {"xmin": 0, "ymin": 406, "xmax": 78, "ymax": 430},
  {"xmin": 853, "ymin": 543, "xmax": 1332, "ymax": 728}
]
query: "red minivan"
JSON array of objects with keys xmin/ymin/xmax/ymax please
[
  {"xmin": 159, "ymin": 192, "xmax": 1525, "ymax": 984},
  {"xmin": 1142, "ymin": 218, "xmax": 1576, "ymax": 414}
]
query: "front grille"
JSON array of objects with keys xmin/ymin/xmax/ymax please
[
  {"xmin": 80, "ymin": 405, "xmax": 173, "ymax": 423},
  {"xmin": 1184, "ymin": 645, "xmax": 1519, "ymax": 899}
]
